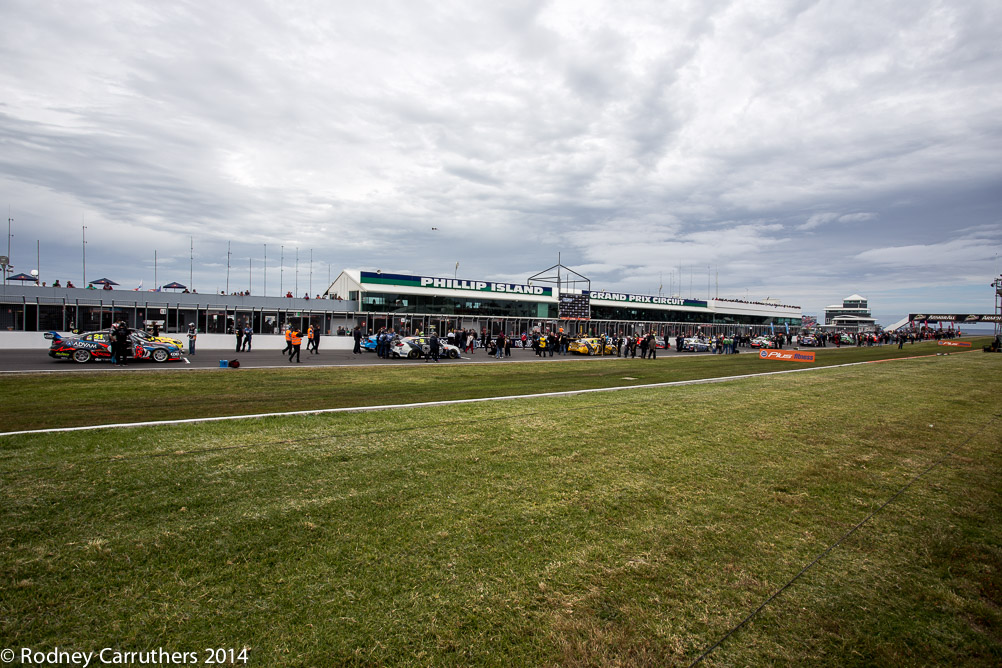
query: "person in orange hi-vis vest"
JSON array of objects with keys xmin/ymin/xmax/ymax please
[
  {"xmin": 288, "ymin": 327, "xmax": 303, "ymax": 363},
  {"xmin": 282, "ymin": 325, "xmax": 292, "ymax": 356}
]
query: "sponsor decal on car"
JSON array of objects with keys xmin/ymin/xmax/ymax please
[
  {"xmin": 758, "ymin": 350, "xmax": 815, "ymax": 363},
  {"xmin": 937, "ymin": 341, "xmax": 972, "ymax": 347}
]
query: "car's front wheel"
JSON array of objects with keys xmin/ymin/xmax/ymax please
[
  {"xmin": 151, "ymin": 348, "xmax": 169, "ymax": 363},
  {"xmin": 449, "ymin": 349, "xmax": 459, "ymax": 359},
  {"xmin": 72, "ymin": 349, "xmax": 91, "ymax": 363}
]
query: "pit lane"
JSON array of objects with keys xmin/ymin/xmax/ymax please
[{"xmin": 0, "ymin": 344, "xmax": 722, "ymax": 373}]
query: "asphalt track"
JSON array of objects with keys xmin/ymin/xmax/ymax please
[{"xmin": 0, "ymin": 345, "xmax": 714, "ymax": 372}]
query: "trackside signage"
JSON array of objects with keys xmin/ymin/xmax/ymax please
[
  {"xmin": 909, "ymin": 313, "xmax": 1002, "ymax": 323},
  {"xmin": 759, "ymin": 350, "xmax": 815, "ymax": 363},
  {"xmin": 360, "ymin": 271, "xmax": 552, "ymax": 297},
  {"xmin": 587, "ymin": 291, "xmax": 707, "ymax": 308},
  {"xmin": 938, "ymin": 341, "xmax": 972, "ymax": 348}
]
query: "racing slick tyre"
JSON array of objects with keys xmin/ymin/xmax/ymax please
[
  {"xmin": 407, "ymin": 350, "xmax": 420, "ymax": 359},
  {"xmin": 151, "ymin": 348, "xmax": 169, "ymax": 363},
  {"xmin": 449, "ymin": 349, "xmax": 459, "ymax": 359},
  {"xmin": 72, "ymin": 349, "xmax": 91, "ymax": 364}
]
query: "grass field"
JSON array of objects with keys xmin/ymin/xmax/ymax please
[{"xmin": 1, "ymin": 344, "xmax": 1001, "ymax": 665}]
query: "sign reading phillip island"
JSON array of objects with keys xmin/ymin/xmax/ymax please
[{"xmin": 361, "ymin": 271, "xmax": 552, "ymax": 297}]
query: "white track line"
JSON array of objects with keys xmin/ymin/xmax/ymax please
[{"xmin": 0, "ymin": 357, "xmax": 931, "ymax": 437}]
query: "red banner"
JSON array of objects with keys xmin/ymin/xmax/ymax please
[
  {"xmin": 759, "ymin": 349, "xmax": 815, "ymax": 363},
  {"xmin": 937, "ymin": 341, "xmax": 972, "ymax": 347}
]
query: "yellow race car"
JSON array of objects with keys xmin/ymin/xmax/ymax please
[
  {"xmin": 568, "ymin": 337, "xmax": 617, "ymax": 355},
  {"xmin": 136, "ymin": 330, "xmax": 185, "ymax": 349}
]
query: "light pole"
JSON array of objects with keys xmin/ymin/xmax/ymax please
[
  {"xmin": 4, "ymin": 210, "xmax": 12, "ymax": 285},
  {"xmin": 263, "ymin": 244, "xmax": 267, "ymax": 297},
  {"xmin": 280, "ymin": 245, "xmax": 284, "ymax": 296},
  {"xmin": 225, "ymin": 241, "xmax": 231, "ymax": 294},
  {"xmin": 295, "ymin": 247, "xmax": 298, "ymax": 297},
  {"xmin": 82, "ymin": 224, "xmax": 87, "ymax": 286},
  {"xmin": 309, "ymin": 248, "xmax": 312, "ymax": 297}
]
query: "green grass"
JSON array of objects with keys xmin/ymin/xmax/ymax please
[
  {"xmin": 0, "ymin": 337, "xmax": 992, "ymax": 432},
  {"xmin": 1, "ymin": 351, "xmax": 1000, "ymax": 665}
]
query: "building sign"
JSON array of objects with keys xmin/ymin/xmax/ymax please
[
  {"xmin": 360, "ymin": 271, "xmax": 552, "ymax": 297},
  {"xmin": 802, "ymin": 315, "xmax": 817, "ymax": 328},
  {"xmin": 559, "ymin": 293, "xmax": 591, "ymax": 320},
  {"xmin": 587, "ymin": 291, "xmax": 708, "ymax": 308},
  {"xmin": 908, "ymin": 313, "xmax": 1002, "ymax": 323},
  {"xmin": 759, "ymin": 350, "xmax": 815, "ymax": 363}
]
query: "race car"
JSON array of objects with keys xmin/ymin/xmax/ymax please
[
  {"xmin": 750, "ymin": 336, "xmax": 778, "ymax": 349},
  {"xmin": 46, "ymin": 330, "xmax": 183, "ymax": 364},
  {"xmin": 568, "ymin": 337, "xmax": 617, "ymax": 355},
  {"xmin": 798, "ymin": 330, "xmax": 821, "ymax": 346},
  {"xmin": 682, "ymin": 337, "xmax": 711, "ymax": 352},
  {"xmin": 361, "ymin": 335, "xmax": 379, "ymax": 352},
  {"xmin": 390, "ymin": 336, "xmax": 461, "ymax": 359}
]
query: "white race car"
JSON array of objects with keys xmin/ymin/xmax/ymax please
[
  {"xmin": 390, "ymin": 336, "xmax": 461, "ymax": 359},
  {"xmin": 682, "ymin": 337, "xmax": 711, "ymax": 352}
]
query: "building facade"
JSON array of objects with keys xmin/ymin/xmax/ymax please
[
  {"xmin": 0, "ymin": 268, "xmax": 803, "ymax": 338},
  {"xmin": 328, "ymin": 270, "xmax": 801, "ymax": 337},
  {"xmin": 823, "ymin": 294, "xmax": 877, "ymax": 330}
]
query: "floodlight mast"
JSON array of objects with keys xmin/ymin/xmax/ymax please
[{"xmin": 993, "ymin": 274, "xmax": 1002, "ymax": 337}]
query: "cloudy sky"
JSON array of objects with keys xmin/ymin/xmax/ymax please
[{"xmin": 1, "ymin": 0, "xmax": 1000, "ymax": 324}]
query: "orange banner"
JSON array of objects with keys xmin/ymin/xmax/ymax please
[
  {"xmin": 938, "ymin": 341, "xmax": 971, "ymax": 347},
  {"xmin": 758, "ymin": 349, "xmax": 815, "ymax": 363}
]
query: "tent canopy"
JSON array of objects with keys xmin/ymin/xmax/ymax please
[{"xmin": 89, "ymin": 278, "xmax": 119, "ymax": 286}]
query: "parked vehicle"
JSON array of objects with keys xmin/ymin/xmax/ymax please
[
  {"xmin": 568, "ymin": 337, "xmax": 617, "ymax": 355},
  {"xmin": 390, "ymin": 336, "xmax": 461, "ymax": 359},
  {"xmin": 682, "ymin": 337, "xmax": 712, "ymax": 352},
  {"xmin": 46, "ymin": 330, "xmax": 183, "ymax": 364}
]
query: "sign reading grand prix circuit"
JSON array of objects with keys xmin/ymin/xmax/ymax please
[
  {"xmin": 587, "ymin": 291, "xmax": 708, "ymax": 309},
  {"xmin": 909, "ymin": 313, "xmax": 1002, "ymax": 324},
  {"xmin": 360, "ymin": 271, "xmax": 552, "ymax": 297},
  {"xmin": 759, "ymin": 349, "xmax": 815, "ymax": 363}
]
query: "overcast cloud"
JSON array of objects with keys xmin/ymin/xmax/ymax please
[{"xmin": 1, "ymin": 0, "xmax": 1000, "ymax": 324}]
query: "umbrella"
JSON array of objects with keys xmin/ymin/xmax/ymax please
[
  {"xmin": 89, "ymin": 278, "xmax": 119, "ymax": 286},
  {"xmin": 161, "ymin": 281, "xmax": 187, "ymax": 290},
  {"xmin": 8, "ymin": 272, "xmax": 39, "ymax": 282}
]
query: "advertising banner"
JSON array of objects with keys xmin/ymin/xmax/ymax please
[
  {"xmin": 908, "ymin": 313, "xmax": 1002, "ymax": 324},
  {"xmin": 759, "ymin": 349, "xmax": 815, "ymax": 363},
  {"xmin": 937, "ymin": 341, "xmax": 972, "ymax": 347}
]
